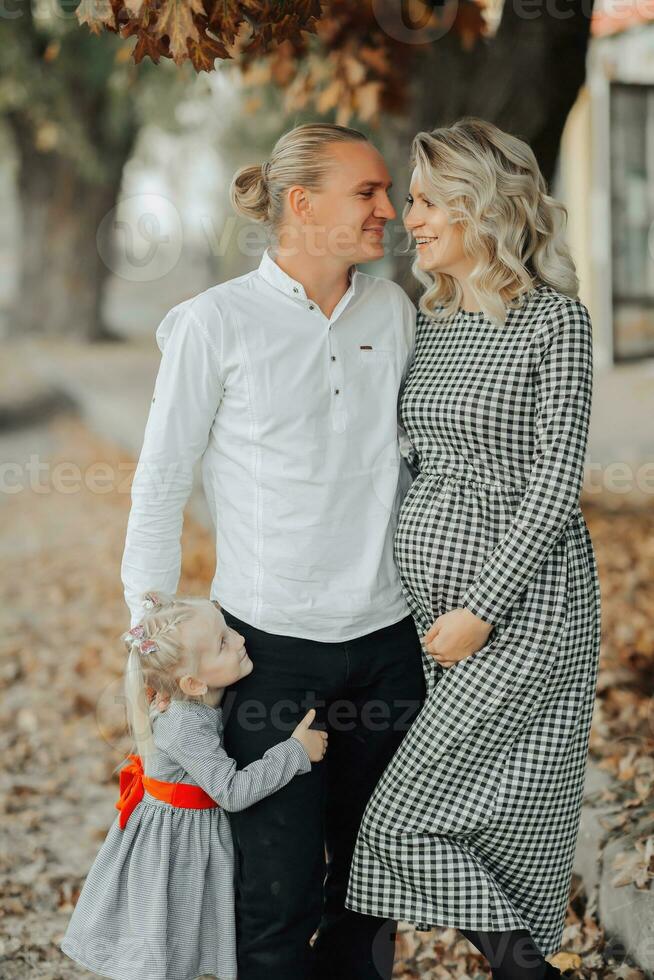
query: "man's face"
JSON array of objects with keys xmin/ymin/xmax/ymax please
[{"xmin": 293, "ymin": 140, "xmax": 396, "ymax": 265}]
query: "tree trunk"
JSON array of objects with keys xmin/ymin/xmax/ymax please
[
  {"xmin": 386, "ymin": 0, "xmax": 594, "ymax": 295},
  {"xmin": 464, "ymin": 0, "xmax": 594, "ymax": 185},
  {"xmin": 7, "ymin": 112, "xmax": 136, "ymax": 342},
  {"xmin": 413, "ymin": 0, "xmax": 595, "ymax": 186}
]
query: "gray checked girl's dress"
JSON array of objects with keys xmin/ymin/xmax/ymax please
[
  {"xmin": 61, "ymin": 699, "xmax": 311, "ymax": 980},
  {"xmin": 345, "ymin": 284, "xmax": 601, "ymax": 956}
]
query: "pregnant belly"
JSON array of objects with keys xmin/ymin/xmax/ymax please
[{"xmin": 394, "ymin": 475, "xmax": 518, "ymax": 615}]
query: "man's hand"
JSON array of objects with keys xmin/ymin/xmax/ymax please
[
  {"xmin": 145, "ymin": 686, "xmax": 171, "ymax": 712},
  {"xmin": 422, "ymin": 608, "xmax": 493, "ymax": 669}
]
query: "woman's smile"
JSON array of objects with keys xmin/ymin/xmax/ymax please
[{"xmin": 414, "ymin": 236, "xmax": 438, "ymax": 250}]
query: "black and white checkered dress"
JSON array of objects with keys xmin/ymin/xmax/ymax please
[
  {"xmin": 345, "ymin": 284, "xmax": 601, "ymax": 956},
  {"xmin": 60, "ymin": 700, "xmax": 311, "ymax": 980}
]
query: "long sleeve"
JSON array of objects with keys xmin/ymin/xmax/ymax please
[
  {"xmin": 160, "ymin": 706, "xmax": 312, "ymax": 812},
  {"xmin": 461, "ymin": 299, "xmax": 594, "ymax": 626},
  {"xmin": 396, "ymin": 289, "xmax": 419, "ymax": 481},
  {"xmin": 120, "ymin": 303, "xmax": 224, "ymax": 626}
]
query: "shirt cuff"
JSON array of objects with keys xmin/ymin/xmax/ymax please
[{"xmin": 287, "ymin": 736, "xmax": 312, "ymax": 774}]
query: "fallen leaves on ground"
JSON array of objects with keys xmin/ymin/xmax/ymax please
[
  {"xmin": 0, "ymin": 417, "xmax": 651, "ymax": 978},
  {"xmin": 583, "ymin": 502, "xmax": 654, "ymax": 894}
]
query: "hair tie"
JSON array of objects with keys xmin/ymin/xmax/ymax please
[
  {"xmin": 139, "ymin": 639, "xmax": 159, "ymax": 657},
  {"xmin": 122, "ymin": 624, "xmax": 160, "ymax": 657}
]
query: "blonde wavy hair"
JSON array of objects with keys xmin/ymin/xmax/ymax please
[
  {"xmin": 230, "ymin": 122, "xmax": 368, "ymax": 231},
  {"xmin": 120, "ymin": 591, "xmax": 217, "ymax": 773},
  {"xmin": 406, "ymin": 117, "xmax": 579, "ymax": 324}
]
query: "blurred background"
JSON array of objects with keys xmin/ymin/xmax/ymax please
[{"xmin": 0, "ymin": 1, "xmax": 652, "ymax": 977}]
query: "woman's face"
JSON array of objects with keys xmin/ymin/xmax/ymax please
[
  {"xmin": 404, "ymin": 169, "xmax": 471, "ymax": 278},
  {"xmin": 178, "ymin": 603, "xmax": 252, "ymax": 692}
]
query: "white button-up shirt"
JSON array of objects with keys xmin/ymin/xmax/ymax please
[{"xmin": 121, "ymin": 248, "xmax": 416, "ymax": 640}]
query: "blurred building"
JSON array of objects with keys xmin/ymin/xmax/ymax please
[{"xmin": 559, "ymin": 1, "xmax": 654, "ymax": 498}]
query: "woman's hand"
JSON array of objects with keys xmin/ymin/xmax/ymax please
[{"xmin": 422, "ymin": 608, "xmax": 493, "ymax": 668}]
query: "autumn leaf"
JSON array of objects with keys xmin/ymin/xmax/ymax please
[
  {"xmin": 77, "ymin": 0, "xmax": 116, "ymax": 34},
  {"xmin": 73, "ymin": 0, "xmax": 486, "ymax": 121},
  {"xmin": 550, "ymin": 951, "xmax": 583, "ymax": 972},
  {"xmin": 153, "ymin": 0, "xmax": 204, "ymax": 64},
  {"xmin": 188, "ymin": 32, "xmax": 231, "ymax": 72},
  {"xmin": 204, "ymin": 0, "xmax": 247, "ymax": 45},
  {"xmin": 131, "ymin": 30, "xmax": 166, "ymax": 66}
]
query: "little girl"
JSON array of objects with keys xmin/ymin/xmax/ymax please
[{"xmin": 60, "ymin": 589, "xmax": 327, "ymax": 980}]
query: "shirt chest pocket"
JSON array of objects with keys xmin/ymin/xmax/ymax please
[{"xmin": 357, "ymin": 347, "xmax": 395, "ymax": 367}]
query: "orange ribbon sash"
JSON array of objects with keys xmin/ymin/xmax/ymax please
[{"xmin": 115, "ymin": 754, "xmax": 219, "ymax": 830}]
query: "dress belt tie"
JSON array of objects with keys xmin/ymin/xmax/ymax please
[
  {"xmin": 115, "ymin": 753, "xmax": 219, "ymax": 830},
  {"xmin": 424, "ymin": 472, "xmax": 526, "ymax": 492}
]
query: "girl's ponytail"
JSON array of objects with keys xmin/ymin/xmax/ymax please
[
  {"xmin": 124, "ymin": 645, "xmax": 156, "ymax": 769},
  {"xmin": 118, "ymin": 590, "xmax": 212, "ymax": 775}
]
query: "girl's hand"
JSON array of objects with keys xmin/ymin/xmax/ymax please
[
  {"xmin": 422, "ymin": 608, "xmax": 493, "ymax": 669},
  {"xmin": 291, "ymin": 708, "xmax": 328, "ymax": 763}
]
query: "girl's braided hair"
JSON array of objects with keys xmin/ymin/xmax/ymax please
[{"xmin": 120, "ymin": 590, "xmax": 217, "ymax": 772}]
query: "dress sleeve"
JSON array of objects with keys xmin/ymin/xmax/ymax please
[
  {"xmin": 461, "ymin": 299, "xmax": 594, "ymax": 626},
  {"xmin": 161, "ymin": 708, "xmax": 312, "ymax": 812},
  {"xmin": 120, "ymin": 303, "xmax": 224, "ymax": 626},
  {"xmin": 397, "ymin": 293, "xmax": 419, "ymax": 479}
]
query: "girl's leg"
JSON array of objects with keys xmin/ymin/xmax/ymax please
[{"xmin": 459, "ymin": 928, "xmax": 562, "ymax": 980}]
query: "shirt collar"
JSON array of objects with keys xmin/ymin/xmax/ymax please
[{"xmin": 258, "ymin": 248, "xmax": 360, "ymax": 302}]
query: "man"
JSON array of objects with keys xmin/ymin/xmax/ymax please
[{"xmin": 121, "ymin": 123, "xmax": 426, "ymax": 980}]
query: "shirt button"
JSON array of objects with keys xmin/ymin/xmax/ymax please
[
  {"xmin": 309, "ymin": 304, "xmax": 315, "ymax": 310},
  {"xmin": 293, "ymin": 287, "xmax": 299, "ymax": 293},
  {"xmin": 331, "ymin": 356, "xmax": 336, "ymax": 362},
  {"xmin": 335, "ymin": 389, "xmax": 340, "ymax": 395}
]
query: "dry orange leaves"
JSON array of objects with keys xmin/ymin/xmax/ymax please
[{"xmin": 75, "ymin": 0, "xmax": 487, "ymax": 123}]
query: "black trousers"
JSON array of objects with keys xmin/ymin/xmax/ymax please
[{"xmin": 220, "ymin": 610, "xmax": 427, "ymax": 980}]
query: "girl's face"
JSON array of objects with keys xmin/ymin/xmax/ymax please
[
  {"xmin": 178, "ymin": 603, "xmax": 252, "ymax": 693},
  {"xmin": 403, "ymin": 169, "xmax": 472, "ymax": 277}
]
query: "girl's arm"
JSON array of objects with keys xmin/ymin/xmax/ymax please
[
  {"xmin": 161, "ymin": 706, "xmax": 312, "ymax": 812},
  {"xmin": 461, "ymin": 298, "xmax": 594, "ymax": 626}
]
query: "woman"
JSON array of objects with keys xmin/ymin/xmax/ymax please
[{"xmin": 345, "ymin": 118, "xmax": 601, "ymax": 979}]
